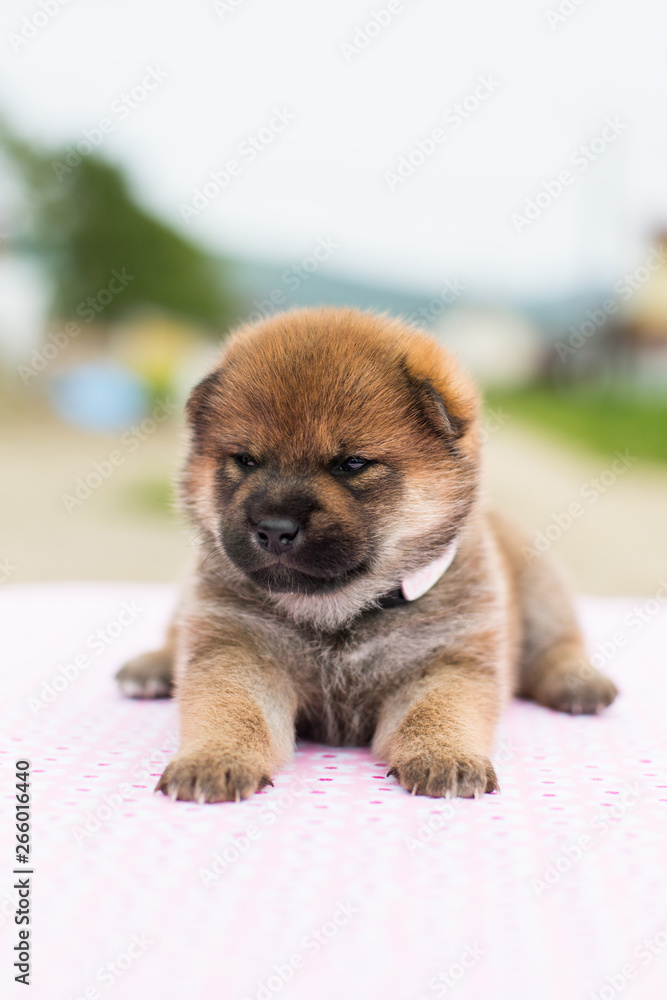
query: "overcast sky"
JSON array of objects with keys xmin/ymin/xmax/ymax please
[{"xmin": 1, "ymin": 0, "xmax": 666, "ymax": 298}]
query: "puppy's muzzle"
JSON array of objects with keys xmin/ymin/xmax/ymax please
[{"xmin": 255, "ymin": 517, "xmax": 300, "ymax": 555}]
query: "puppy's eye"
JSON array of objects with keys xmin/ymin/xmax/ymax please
[
  {"xmin": 233, "ymin": 453, "xmax": 258, "ymax": 470},
  {"xmin": 333, "ymin": 456, "xmax": 369, "ymax": 475}
]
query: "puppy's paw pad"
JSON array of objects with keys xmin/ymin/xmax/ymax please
[
  {"xmin": 156, "ymin": 752, "xmax": 271, "ymax": 803},
  {"xmin": 536, "ymin": 668, "xmax": 618, "ymax": 715},
  {"xmin": 389, "ymin": 751, "xmax": 498, "ymax": 799},
  {"xmin": 116, "ymin": 651, "xmax": 173, "ymax": 699}
]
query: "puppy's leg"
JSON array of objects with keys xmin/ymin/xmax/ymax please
[
  {"xmin": 116, "ymin": 621, "xmax": 177, "ymax": 699},
  {"xmin": 374, "ymin": 664, "xmax": 501, "ymax": 798},
  {"xmin": 157, "ymin": 624, "xmax": 296, "ymax": 803},
  {"xmin": 520, "ymin": 636, "xmax": 618, "ymax": 715},
  {"xmin": 514, "ymin": 541, "xmax": 618, "ymax": 714}
]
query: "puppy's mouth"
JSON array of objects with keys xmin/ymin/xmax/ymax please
[
  {"xmin": 244, "ymin": 561, "xmax": 369, "ymax": 595},
  {"xmin": 220, "ymin": 524, "xmax": 370, "ymax": 595}
]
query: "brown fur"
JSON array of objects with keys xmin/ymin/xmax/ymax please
[{"xmin": 117, "ymin": 307, "xmax": 617, "ymax": 802}]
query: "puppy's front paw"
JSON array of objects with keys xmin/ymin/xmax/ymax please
[
  {"xmin": 534, "ymin": 667, "xmax": 618, "ymax": 715},
  {"xmin": 388, "ymin": 748, "xmax": 499, "ymax": 799},
  {"xmin": 156, "ymin": 749, "xmax": 273, "ymax": 803}
]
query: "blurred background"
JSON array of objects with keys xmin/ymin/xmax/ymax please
[{"xmin": 1, "ymin": 0, "xmax": 666, "ymax": 594}]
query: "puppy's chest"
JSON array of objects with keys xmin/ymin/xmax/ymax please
[
  {"xmin": 292, "ymin": 617, "xmax": 434, "ymax": 745},
  {"xmin": 320, "ymin": 634, "xmax": 403, "ymax": 684}
]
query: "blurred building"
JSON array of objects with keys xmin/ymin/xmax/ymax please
[
  {"xmin": 620, "ymin": 231, "xmax": 667, "ymax": 390},
  {"xmin": 431, "ymin": 305, "xmax": 544, "ymax": 387}
]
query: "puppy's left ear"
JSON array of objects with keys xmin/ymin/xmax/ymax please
[
  {"xmin": 400, "ymin": 338, "xmax": 479, "ymax": 443},
  {"xmin": 412, "ymin": 377, "xmax": 470, "ymax": 440}
]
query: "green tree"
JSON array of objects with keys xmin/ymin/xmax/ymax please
[{"xmin": 0, "ymin": 119, "xmax": 235, "ymax": 329}]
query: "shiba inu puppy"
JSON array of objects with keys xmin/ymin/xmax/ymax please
[{"xmin": 117, "ymin": 307, "xmax": 617, "ymax": 801}]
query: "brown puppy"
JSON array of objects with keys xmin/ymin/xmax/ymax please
[{"xmin": 116, "ymin": 307, "xmax": 618, "ymax": 802}]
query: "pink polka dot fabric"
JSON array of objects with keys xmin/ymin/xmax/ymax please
[{"xmin": 2, "ymin": 583, "xmax": 667, "ymax": 1000}]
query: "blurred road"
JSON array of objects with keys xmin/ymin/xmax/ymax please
[{"xmin": 485, "ymin": 421, "xmax": 667, "ymax": 596}]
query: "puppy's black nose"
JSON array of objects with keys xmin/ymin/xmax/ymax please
[{"xmin": 255, "ymin": 517, "xmax": 300, "ymax": 555}]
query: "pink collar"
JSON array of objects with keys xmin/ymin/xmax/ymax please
[{"xmin": 400, "ymin": 539, "xmax": 458, "ymax": 602}]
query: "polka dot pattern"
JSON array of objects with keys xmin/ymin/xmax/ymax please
[{"xmin": 2, "ymin": 584, "xmax": 667, "ymax": 1000}]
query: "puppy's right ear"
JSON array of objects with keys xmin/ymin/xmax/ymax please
[{"xmin": 185, "ymin": 370, "xmax": 224, "ymax": 443}]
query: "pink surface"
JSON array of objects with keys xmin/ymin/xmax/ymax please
[{"xmin": 2, "ymin": 583, "xmax": 667, "ymax": 1000}]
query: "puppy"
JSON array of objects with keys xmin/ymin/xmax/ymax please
[{"xmin": 116, "ymin": 307, "xmax": 618, "ymax": 801}]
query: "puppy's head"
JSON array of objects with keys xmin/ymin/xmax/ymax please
[{"xmin": 182, "ymin": 307, "xmax": 481, "ymax": 627}]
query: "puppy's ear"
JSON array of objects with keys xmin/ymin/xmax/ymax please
[
  {"xmin": 399, "ymin": 335, "xmax": 479, "ymax": 444},
  {"xmin": 185, "ymin": 370, "xmax": 224, "ymax": 444},
  {"xmin": 413, "ymin": 377, "xmax": 470, "ymax": 440},
  {"xmin": 401, "ymin": 361, "xmax": 470, "ymax": 441}
]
